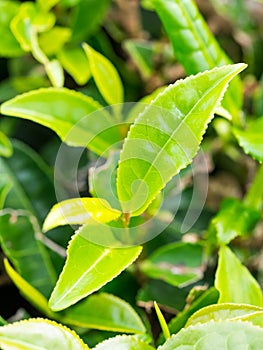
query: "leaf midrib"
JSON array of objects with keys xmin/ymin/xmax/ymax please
[{"xmin": 119, "ymin": 68, "xmax": 233, "ymax": 214}]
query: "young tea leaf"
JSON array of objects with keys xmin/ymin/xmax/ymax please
[
  {"xmin": 83, "ymin": 43, "xmax": 124, "ymax": 105},
  {"xmin": 117, "ymin": 64, "xmax": 246, "ymax": 216},
  {"xmin": 4, "ymin": 259, "xmax": 54, "ymax": 318},
  {"xmin": 58, "ymin": 47, "xmax": 91, "ymax": 85},
  {"xmin": 93, "ymin": 335, "xmax": 155, "ymax": 350},
  {"xmin": 43, "ymin": 198, "xmax": 121, "ymax": 232},
  {"xmin": 49, "ymin": 229, "xmax": 142, "ymax": 311},
  {"xmin": 186, "ymin": 303, "xmax": 263, "ymax": 327},
  {"xmin": 0, "ymin": 319, "xmax": 89, "ymax": 350},
  {"xmin": 1, "ymin": 88, "xmax": 122, "ymax": 155},
  {"xmin": 158, "ymin": 320, "xmax": 263, "ymax": 350},
  {"xmin": 215, "ymin": 246, "xmax": 263, "ymax": 306}
]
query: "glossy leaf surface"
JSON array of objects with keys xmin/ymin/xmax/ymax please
[
  {"xmin": 1, "ymin": 88, "xmax": 122, "ymax": 155},
  {"xmin": 186, "ymin": 303, "xmax": 263, "ymax": 327},
  {"xmin": 215, "ymin": 246, "xmax": 263, "ymax": 306},
  {"xmin": 117, "ymin": 64, "xmax": 246, "ymax": 216},
  {"xmin": 49, "ymin": 230, "xmax": 142, "ymax": 310},
  {"xmin": 234, "ymin": 116, "xmax": 263, "ymax": 162},
  {"xmin": 43, "ymin": 198, "xmax": 121, "ymax": 232},
  {"xmin": 159, "ymin": 321, "xmax": 263, "ymax": 349},
  {"xmin": 93, "ymin": 335, "xmax": 154, "ymax": 350},
  {"xmin": 0, "ymin": 319, "xmax": 89, "ymax": 350},
  {"xmin": 150, "ymin": 0, "xmax": 243, "ymax": 122},
  {"xmin": 83, "ymin": 43, "xmax": 124, "ymax": 105},
  {"xmin": 63, "ymin": 293, "xmax": 146, "ymax": 333}
]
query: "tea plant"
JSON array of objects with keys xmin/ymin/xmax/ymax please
[{"xmin": 0, "ymin": 0, "xmax": 263, "ymax": 349}]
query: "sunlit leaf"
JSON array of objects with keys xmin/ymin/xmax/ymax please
[
  {"xmin": 83, "ymin": 43, "xmax": 124, "ymax": 105},
  {"xmin": 43, "ymin": 197, "xmax": 121, "ymax": 232},
  {"xmin": 215, "ymin": 246, "xmax": 263, "ymax": 306},
  {"xmin": 1, "ymin": 88, "xmax": 122, "ymax": 155},
  {"xmin": 158, "ymin": 321, "xmax": 263, "ymax": 349},
  {"xmin": 117, "ymin": 64, "xmax": 246, "ymax": 216},
  {"xmin": 58, "ymin": 47, "xmax": 91, "ymax": 85},
  {"xmin": 93, "ymin": 335, "xmax": 154, "ymax": 350},
  {"xmin": 49, "ymin": 229, "xmax": 142, "ymax": 311},
  {"xmin": 0, "ymin": 1, "xmax": 24, "ymax": 57},
  {"xmin": 0, "ymin": 319, "xmax": 89, "ymax": 349},
  {"xmin": 186, "ymin": 303, "xmax": 263, "ymax": 327}
]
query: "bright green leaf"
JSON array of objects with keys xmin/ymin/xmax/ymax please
[
  {"xmin": 43, "ymin": 197, "xmax": 121, "ymax": 232},
  {"xmin": 4, "ymin": 259, "xmax": 54, "ymax": 318},
  {"xmin": 234, "ymin": 116, "xmax": 263, "ymax": 162},
  {"xmin": 0, "ymin": 131, "xmax": 13, "ymax": 157},
  {"xmin": 154, "ymin": 302, "xmax": 170, "ymax": 340},
  {"xmin": 117, "ymin": 64, "xmax": 246, "ymax": 216},
  {"xmin": 58, "ymin": 47, "xmax": 91, "ymax": 85},
  {"xmin": 0, "ymin": 319, "xmax": 89, "ymax": 349},
  {"xmin": 166, "ymin": 287, "xmax": 219, "ymax": 337},
  {"xmin": 39, "ymin": 27, "xmax": 71, "ymax": 56},
  {"xmin": 140, "ymin": 243, "xmax": 203, "ymax": 287},
  {"xmin": 215, "ymin": 246, "xmax": 263, "ymax": 306},
  {"xmin": 1, "ymin": 88, "xmax": 123, "ymax": 155},
  {"xmin": 49, "ymin": 229, "xmax": 142, "ymax": 310},
  {"xmin": 150, "ymin": 0, "xmax": 243, "ymax": 123},
  {"xmin": 37, "ymin": 0, "xmax": 61, "ymax": 11},
  {"xmin": 93, "ymin": 335, "xmax": 155, "ymax": 350},
  {"xmin": 62, "ymin": 293, "xmax": 146, "ymax": 333},
  {"xmin": 0, "ymin": 1, "xmax": 25, "ymax": 57},
  {"xmin": 158, "ymin": 321, "xmax": 263, "ymax": 350},
  {"xmin": 186, "ymin": 303, "xmax": 263, "ymax": 327},
  {"xmin": 210, "ymin": 198, "xmax": 261, "ymax": 245},
  {"xmin": 83, "ymin": 43, "xmax": 124, "ymax": 105}
]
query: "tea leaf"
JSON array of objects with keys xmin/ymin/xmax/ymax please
[
  {"xmin": 0, "ymin": 319, "xmax": 89, "ymax": 349},
  {"xmin": 49, "ymin": 229, "xmax": 142, "ymax": 310},
  {"xmin": 117, "ymin": 64, "xmax": 246, "ymax": 216},
  {"xmin": 83, "ymin": 43, "xmax": 124, "ymax": 105},
  {"xmin": 43, "ymin": 198, "xmax": 121, "ymax": 232},
  {"xmin": 215, "ymin": 246, "xmax": 263, "ymax": 306},
  {"xmin": 1, "ymin": 88, "xmax": 122, "ymax": 155},
  {"xmin": 159, "ymin": 321, "xmax": 263, "ymax": 349},
  {"xmin": 93, "ymin": 335, "xmax": 155, "ymax": 350}
]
